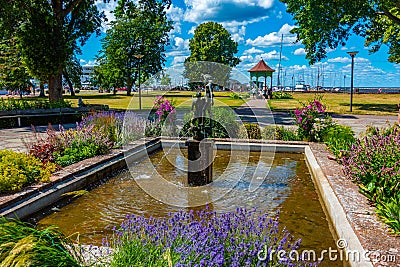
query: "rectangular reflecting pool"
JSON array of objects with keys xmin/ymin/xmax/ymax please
[{"xmin": 36, "ymin": 148, "xmax": 343, "ymax": 266}]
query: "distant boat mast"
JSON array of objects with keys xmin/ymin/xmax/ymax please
[{"xmin": 277, "ymin": 34, "xmax": 283, "ymax": 90}]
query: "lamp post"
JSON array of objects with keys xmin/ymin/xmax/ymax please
[
  {"xmin": 134, "ymin": 54, "xmax": 144, "ymax": 110},
  {"xmin": 347, "ymin": 51, "xmax": 358, "ymax": 112}
]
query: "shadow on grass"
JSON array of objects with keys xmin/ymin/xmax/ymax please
[
  {"xmin": 341, "ymin": 103, "xmax": 398, "ymax": 113},
  {"xmin": 64, "ymin": 94, "xmax": 129, "ymax": 100}
]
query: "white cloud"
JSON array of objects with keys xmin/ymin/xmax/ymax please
[
  {"xmin": 245, "ymin": 24, "xmax": 298, "ymax": 47},
  {"xmin": 240, "ymin": 55, "xmax": 254, "ymax": 62},
  {"xmin": 222, "ymin": 16, "xmax": 269, "ymax": 29},
  {"xmin": 341, "ymin": 62, "xmax": 385, "ymax": 75},
  {"xmin": 82, "ymin": 60, "xmax": 98, "ymax": 66},
  {"xmin": 293, "ymin": 48, "xmax": 306, "ymax": 56},
  {"xmin": 183, "ymin": 0, "xmax": 274, "ymax": 24},
  {"xmin": 288, "ymin": 65, "xmax": 308, "ymax": 71},
  {"xmin": 340, "ymin": 46, "xmax": 348, "ymax": 51},
  {"xmin": 95, "ymin": 0, "xmax": 118, "ymax": 31},
  {"xmin": 239, "ymin": 50, "xmax": 287, "ymax": 70},
  {"xmin": 80, "ymin": 59, "xmax": 87, "ymax": 64},
  {"xmin": 172, "ymin": 56, "xmax": 187, "ymax": 65},
  {"xmin": 243, "ymin": 47, "xmax": 264, "ymax": 55},
  {"xmin": 328, "ymin": 57, "xmax": 370, "ymax": 63},
  {"xmin": 166, "ymin": 4, "xmax": 184, "ymax": 34},
  {"xmin": 230, "ymin": 25, "xmax": 246, "ymax": 43},
  {"xmin": 174, "ymin": 37, "xmax": 190, "ymax": 51},
  {"xmin": 166, "ymin": 37, "xmax": 190, "ymax": 59},
  {"xmin": 257, "ymin": 51, "xmax": 288, "ymax": 61},
  {"xmin": 276, "ymin": 11, "xmax": 283, "ymax": 19}
]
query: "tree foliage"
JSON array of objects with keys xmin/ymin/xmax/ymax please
[
  {"xmin": 184, "ymin": 22, "xmax": 240, "ymax": 89},
  {"xmin": 95, "ymin": 0, "xmax": 173, "ymax": 96},
  {"xmin": 186, "ymin": 22, "xmax": 240, "ymax": 67},
  {"xmin": 281, "ymin": 0, "xmax": 400, "ymax": 64},
  {"xmin": 0, "ymin": 0, "xmax": 105, "ymax": 101},
  {"xmin": 0, "ymin": 38, "xmax": 32, "ymax": 94}
]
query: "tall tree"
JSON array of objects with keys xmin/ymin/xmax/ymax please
[
  {"xmin": 0, "ymin": 0, "xmax": 105, "ymax": 102},
  {"xmin": 281, "ymin": 0, "xmax": 400, "ymax": 64},
  {"xmin": 184, "ymin": 22, "xmax": 240, "ymax": 89},
  {"xmin": 0, "ymin": 38, "xmax": 32, "ymax": 96},
  {"xmin": 97, "ymin": 0, "xmax": 173, "ymax": 96},
  {"xmin": 92, "ymin": 59, "xmax": 125, "ymax": 94}
]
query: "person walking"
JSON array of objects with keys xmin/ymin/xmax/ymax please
[{"xmin": 252, "ymin": 87, "xmax": 257, "ymax": 99}]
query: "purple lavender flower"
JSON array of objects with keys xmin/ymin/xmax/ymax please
[{"xmin": 107, "ymin": 207, "xmax": 314, "ymax": 266}]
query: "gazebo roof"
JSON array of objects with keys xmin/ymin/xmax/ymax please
[{"xmin": 248, "ymin": 59, "xmax": 275, "ymax": 73}]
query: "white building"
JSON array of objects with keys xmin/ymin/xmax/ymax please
[{"xmin": 80, "ymin": 64, "xmax": 95, "ymax": 87}]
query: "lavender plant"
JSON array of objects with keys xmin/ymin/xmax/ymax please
[
  {"xmin": 341, "ymin": 124, "xmax": 400, "ymax": 233},
  {"xmin": 106, "ymin": 208, "xmax": 316, "ymax": 266},
  {"xmin": 80, "ymin": 111, "xmax": 147, "ymax": 146},
  {"xmin": 49, "ymin": 124, "xmax": 113, "ymax": 167}
]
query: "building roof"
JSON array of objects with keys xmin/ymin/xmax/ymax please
[{"xmin": 248, "ymin": 59, "xmax": 275, "ymax": 72}]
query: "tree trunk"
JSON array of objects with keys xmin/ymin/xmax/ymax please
[
  {"xmin": 39, "ymin": 82, "xmax": 45, "ymax": 97},
  {"xmin": 63, "ymin": 70, "xmax": 75, "ymax": 96},
  {"xmin": 48, "ymin": 68, "xmax": 63, "ymax": 102},
  {"xmin": 127, "ymin": 76, "xmax": 132, "ymax": 96}
]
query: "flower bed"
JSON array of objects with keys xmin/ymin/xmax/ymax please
[
  {"xmin": 105, "ymin": 208, "xmax": 314, "ymax": 266},
  {"xmin": 341, "ymin": 124, "xmax": 400, "ymax": 234}
]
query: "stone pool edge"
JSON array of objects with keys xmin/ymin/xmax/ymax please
[
  {"xmin": 304, "ymin": 146, "xmax": 372, "ymax": 267},
  {"xmin": 0, "ymin": 138, "xmax": 161, "ymax": 219},
  {"xmin": 0, "ymin": 138, "xmax": 390, "ymax": 266}
]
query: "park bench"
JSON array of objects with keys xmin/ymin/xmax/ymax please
[{"xmin": 0, "ymin": 105, "xmax": 108, "ymax": 128}]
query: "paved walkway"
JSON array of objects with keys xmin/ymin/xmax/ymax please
[
  {"xmin": 0, "ymin": 124, "xmax": 75, "ymax": 153},
  {"xmin": 0, "ymin": 99, "xmax": 398, "ymax": 152},
  {"xmin": 235, "ymin": 99, "xmax": 398, "ymax": 136}
]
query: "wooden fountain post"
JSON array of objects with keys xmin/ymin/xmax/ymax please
[{"xmin": 185, "ymin": 139, "xmax": 213, "ymax": 186}]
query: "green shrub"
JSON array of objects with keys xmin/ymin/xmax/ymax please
[
  {"xmin": 230, "ymin": 92, "xmax": 249, "ymax": 100},
  {"xmin": 238, "ymin": 123, "xmax": 262, "ymax": 139},
  {"xmin": 52, "ymin": 126, "xmax": 113, "ymax": 167},
  {"xmin": 261, "ymin": 126, "xmax": 278, "ymax": 140},
  {"xmin": 180, "ymin": 107, "xmax": 240, "ymax": 139},
  {"xmin": 54, "ymin": 143, "xmax": 102, "ymax": 167},
  {"xmin": 261, "ymin": 126, "xmax": 299, "ymax": 141},
  {"xmin": 0, "ymin": 149, "xmax": 56, "ymax": 193},
  {"xmin": 0, "ymin": 98, "xmax": 71, "ymax": 111},
  {"xmin": 363, "ymin": 123, "xmax": 399, "ymax": 137},
  {"xmin": 0, "ymin": 218, "xmax": 83, "ymax": 266},
  {"xmin": 322, "ymin": 124, "xmax": 356, "ymax": 158},
  {"xmin": 272, "ymin": 92, "xmax": 293, "ymax": 99},
  {"xmin": 376, "ymin": 196, "xmax": 400, "ymax": 234},
  {"xmin": 276, "ymin": 126, "xmax": 300, "ymax": 141}
]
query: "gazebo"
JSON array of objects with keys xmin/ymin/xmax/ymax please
[{"xmin": 248, "ymin": 59, "xmax": 275, "ymax": 99}]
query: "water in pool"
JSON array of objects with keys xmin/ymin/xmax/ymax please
[{"xmin": 37, "ymin": 148, "xmax": 342, "ymax": 266}]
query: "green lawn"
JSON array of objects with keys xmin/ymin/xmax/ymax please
[
  {"xmin": 268, "ymin": 92, "xmax": 399, "ymax": 115},
  {"xmin": 62, "ymin": 90, "xmax": 246, "ymax": 110}
]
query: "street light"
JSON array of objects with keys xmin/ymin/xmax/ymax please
[
  {"xmin": 347, "ymin": 51, "xmax": 358, "ymax": 112},
  {"xmin": 134, "ymin": 54, "xmax": 144, "ymax": 110}
]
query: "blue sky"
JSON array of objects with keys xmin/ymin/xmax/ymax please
[{"xmin": 79, "ymin": 0, "xmax": 400, "ymax": 88}]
